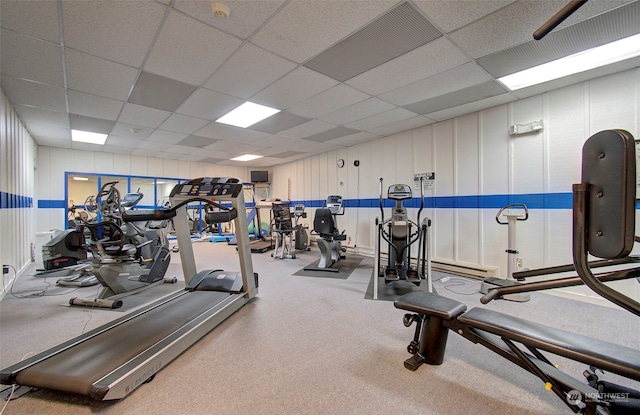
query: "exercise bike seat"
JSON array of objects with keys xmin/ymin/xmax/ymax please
[
  {"xmin": 104, "ymin": 243, "xmax": 137, "ymax": 257},
  {"xmin": 458, "ymin": 307, "xmax": 640, "ymax": 382}
]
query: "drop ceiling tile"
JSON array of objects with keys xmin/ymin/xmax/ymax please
[
  {"xmin": 413, "ymin": 0, "xmax": 517, "ymax": 33},
  {"xmin": 32, "ymin": 136, "xmax": 72, "ymax": 148},
  {"xmin": 345, "ymin": 37, "xmax": 470, "ymax": 95},
  {"xmin": 193, "ymin": 121, "xmax": 270, "ymax": 143},
  {"xmin": 69, "ymin": 114, "xmax": 115, "ymax": 134},
  {"xmin": 0, "ymin": 0, "xmax": 60, "ymax": 42},
  {"xmin": 404, "ymin": 81, "xmax": 507, "ymax": 115},
  {"xmin": 287, "ymin": 84, "xmax": 370, "ymax": 118},
  {"xmin": 138, "ymin": 140, "xmax": 173, "ymax": 151},
  {"xmin": 62, "ymin": 0, "xmax": 166, "ymax": 66},
  {"xmin": 71, "ymin": 142, "xmax": 106, "ymax": 152},
  {"xmin": 305, "ymin": 2, "xmax": 443, "ymax": 82},
  {"xmin": 205, "ymin": 140, "xmax": 264, "ymax": 154},
  {"xmin": 204, "ymin": 43, "xmax": 297, "ymax": 99},
  {"xmin": 25, "ymin": 124, "xmax": 71, "ymax": 142},
  {"xmin": 252, "ymin": 66, "xmax": 339, "ymax": 110},
  {"xmin": 131, "ymin": 148, "xmax": 162, "ymax": 157},
  {"xmin": 15, "ymin": 106, "xmax": 69, "ymax": 128},
  {"xmin": 0, "ymin": 76, "xmax": 66, "ymax": 112},
  {"xmin": 251, "ymin": 0, "xmax": 397, "ymax": 63},
  {"xmin": 1, "ymin": 29, "xmax": 63, "ymax": 86},
  {"xmin": 105, "ymin": 135, "xmax": 145, "ymax": 149},
  {"xmin": 178, "ymin": 135, "xmax": 218, "ymax": 148},
  {"xmin": 366, "ymin": 115, "xmax": 435, "ymax": 136},
  {"xmin": 199, "ymin": 157, "xmax": 227, "ymax": 164},
  {"xmin": 277, "ymin": 119, "xmax": 337, "ymax": 140},
  {"xmin": 128, "ymin": 71, "xmax": 198, "ymax": 112},
  {"xmin": 165, "ymin": 145, "xmax": 195, "ymax": 155},
  {"xmin": 118, "ymin": 103, "xmax": 171, "ymax": 128},
  {"xmin": 266, "ymin": 150, "xmax": 306, "ymax": 158},
  {"xmin": 176, "ymin": 88, "xmax": 243, "ymax": 121},
  {"xmin": 103, "ymin": 145, "xmax": 135, "ymax": 155},
  {"xmin": 319, "ymin": 97, "xmax": 395, "ymax": 125},
  {"xmin": 304, "ymin": 126, "xmax": 360, "ymax": 143},
  {"xmin": 144, "ymin": 11, "xmax": 242, "ymax": 85},
  {"xmin": 344, "ymin": 107, "xmax": 418, "ymax": 131},
  {"xmin": 476, "ymin": 1, "xmax": 640, "ymax": 78},
  {"xmin": 248, "ymin": 112, "xmax": 311, "ymax": 134},
  {"xmin": 251, "ymin": 134, "xmax": 299, "ymax": 148},
  {"xmin": 425, "ymin": 93, "xmax": 516, "ymax": 122},
  {"xmin": 111, "ymin": 123, "xmax": 154, "ymax": 139},
  {"xmin": 65, "ymin": 49, "xmax": 139, "ymax": 101},
  {"xmin": 68, "ymin": 90, "xmax": 123, "ymax": 121},
  {"xmin": 159, "ymin": 114, "xmax": 210, "ymax": 135},
  {"xmin": 449, "ymin": 0, "xmax": 581, "ymax": 59},
  {"xmin": 325, "ymin": 131, "xmax": 379, "ymax": 147},
  {"xmin": 379, "ymin": 62, "xmax": 492, "ymax": 106},
  {"xmin": 146, "ymin": 129, "xmax": 188, "ymax": 145},
  {"xmin": 173, "ymin": 0, "xmax": 285, "ymax": 40}
]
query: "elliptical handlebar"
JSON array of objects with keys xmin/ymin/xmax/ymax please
[
  {"xmin": 495, "ymin": 203, "xmax": 528, "ymax": 224},
  {"xmin": 378, "ymin": 178, "xmax": 385, "ymax": 223}
]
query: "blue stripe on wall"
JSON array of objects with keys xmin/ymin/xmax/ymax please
[
  {"xmin": 38, "ymin": 199, "xmax": 66, "ymax": 209},
  {"xmin": 0, "ymin": 192, "xmax": 34, "ymax": 208},
  {"xmin": 34, "ymin": 193, "xmax": 640, "ymax": 210}
]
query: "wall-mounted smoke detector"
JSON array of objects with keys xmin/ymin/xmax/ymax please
[{"xmin": 211, "ymin": 2, "xmax": 230, "ymax": 19}]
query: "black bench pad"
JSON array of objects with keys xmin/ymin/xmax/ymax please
[
  {"xmin": 459, "ymin": 307, "xmax": 640, "ymax": 382},
  {"xmin": 394, "ymin": 292, "xmax": 467, "ymax": 320}
]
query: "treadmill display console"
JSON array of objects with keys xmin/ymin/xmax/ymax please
[{"xmin": 172, "ymin": 177, "xmax": 243, "ymax": 198}]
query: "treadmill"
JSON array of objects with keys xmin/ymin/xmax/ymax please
[{"xmin": 0, "ymin": 177, "xmax": 258, "ymax": 401}]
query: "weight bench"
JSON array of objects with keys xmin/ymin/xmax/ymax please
[{"xmin": 394, "ymin": 130, "xmax": 640, "ymax": 415}]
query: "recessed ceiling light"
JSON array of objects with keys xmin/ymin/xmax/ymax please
[
  {"xmin": 71, "ymin": 129, "xmax": 108, "ymax": 145},
  {"xmin": 216, "ymin": 102, "xmax": 280, "ymax": 128},
  {"xmin": 499, "ymin": 33, "xmax": 640, "ymax": 91},
  {"xmin": 73, "ymin": 176, "xmax": 89, "ymax": 181},
  {"xmin": 231, "ymin": 154, "xmax": 264, "ymax": 162}
]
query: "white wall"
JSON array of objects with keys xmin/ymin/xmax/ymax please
[
  {"xmin": 1, "ymin": 89, "xmax": 37, "ymax": 298},
  {"xmin": 272, "ymin": 68, "xmax": 640, "ymax": 305}
]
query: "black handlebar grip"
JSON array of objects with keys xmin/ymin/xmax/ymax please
[
  {"xmin": 480, "ymin": 289, "xmax": 500, "ymax": 304},
  {"xmin": 122, "ymin": 209, "xmax": 176, "ymax": 222}
]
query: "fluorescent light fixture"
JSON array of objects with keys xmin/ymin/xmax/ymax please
[
  {"xmin": 499, "ymin": 33, "xmax": 640, "ymax": 91},
  {"xmin": 231, "ymin": 154, "xmax": 264, "ymax": 162},
  {"xmin": 73, "ymin": 176, "xmax": 89, "ymax": 181},
  {"xmin": 71, "ymin": 129, "xmax": 108, "ymax": 145},
  {"xmin": 216, "ymin": 102, "xmax": 280, "ymax": 128}
]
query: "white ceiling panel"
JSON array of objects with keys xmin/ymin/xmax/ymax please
[
  {"xmin": 319, "ymin": 98, "xmax": 396, "ymax": 125},
  {"xmin": 204, "ymin": 43, "xmax": 297, "ymax": 99},
  {"xmin": 287, "ymin": 84, "xmax": 370, "ymax": 118},
  {"xmin": 379, "ymin": 62, "xmax": 492, "ymax": 106},
  {"xmin": 251, "ymin": 0, "xmax": 398, "ymax": 63},
  {"xmin": 0, "ymin": 76, "xmax": 66, "ymax": 112},
  {"xmin": 413, "ymin": 0, "xmax": 517, "ymax": 33},
  {"xmin": 159, "ymin": 114, "xmax": 211, "ymax": 135},
  {"xmin": 173, "ymin": 0, "xmax": 286, "ymax": 40},
  {"xmin": 118, "ymin": 103, "xmax": 171, "ymax": 128},
  {"xmin": 67, "ymin": 90, "xmax": 123, "ymax": 121},
  {"xmin": 61, "ymin": 0, "xmax": 166, "ymax": 67},
  {"xmin": 2, "ymin": 0, "xmax": 638, "ymax": 166},
  {"xmin": 251, "ymin": 66, "xmax": 338, "ymax": 110},
  {"xmin": 138, "ymin": 140, "xmax": 173, "ymax": 151},
  {"xmin": 0, "ymin": 0, "xmax": 60, "ymax": 42},
  {"xmin": 146, "ymin": 130, "xmax": 188, "ymax": 145},
  {"xmin": 144, "ymin": 11, "xmax": 242, "ymax": 85},
  {"xmin": 65, "ymin": 49, "xmax": 139, "ymax": 101},
  {"xmin": 345, "ymin": 107, "xmax": 418, "ymax": 131},
  {"xmin": 1, "ymin": 29, "xmax": 63, "ymax": 86},
  {"xmin": 176, "ymin": 88, "xmax": 243, "ymax": 121},
  {"xmin": 15, "ymin": 106, "xmax": 69, "ymax": 128},
  {"xmin": 345, "ymin": 37, "xmax": 470, "ymax": 95}
]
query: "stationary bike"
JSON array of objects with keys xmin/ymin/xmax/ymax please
[{"xmin": 70, "ymin": 182, "xmax": 174, "ymax": 309}]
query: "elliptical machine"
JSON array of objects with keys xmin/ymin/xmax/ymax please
[
  {"xmin": 293, "ymin": 204, "xmax": 310, "ymax": 252},
  {"xmin": 69, "ymin": 181, "xmax": 174, "ymax": 309},
  {"xmin": 374, "ymin": 178, "xmax": 431, "ymax": 296}
]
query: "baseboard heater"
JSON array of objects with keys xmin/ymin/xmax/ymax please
[{"xmin": 431, "ymin": 260, "xmax": 498, "ymax": 280}]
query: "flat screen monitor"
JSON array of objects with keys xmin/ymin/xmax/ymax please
[{"xmin": 251, "ymin": 170, "xmax": 269, "ymax": 183}]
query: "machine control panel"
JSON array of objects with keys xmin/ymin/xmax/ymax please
[
  {"xmin": 326, "ymin": 195, "xmax": 343, "ymax": 214},
  {"xmin": 170, "ymin": 177, "xmax": 243, "ymax": 199},
  {"xmin": 387, "ymin": 184, "xmax": 412, "ymax": 201}
]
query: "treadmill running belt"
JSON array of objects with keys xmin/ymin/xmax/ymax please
[{"xmin": 15, "ymin": 290, "xmax": 230, "ymax": 396}]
